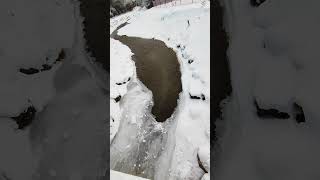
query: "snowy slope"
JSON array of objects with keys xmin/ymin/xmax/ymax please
[
  {"xmin": 110, "ymin": 38, "xmax": 135, "ymax": 142},
  {"xmin": 110, "ymin": 1, "xmax": 210, "ymax": 179},
  {"xmin": 0, "ymin": 1, "xmax": 108, "ymax": 179},
  {"xmin": 215, "ymin": 0, "xmax": 320, "ymax": 179},
  {"xmin": 0, "ymin": 0, "xmax": 74, "ymax": 117},
  {"xmin": 0, "ymin": 1, "xmax": 75, "ymax": 179}
]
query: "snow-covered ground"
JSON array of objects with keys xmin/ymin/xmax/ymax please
[
  {"xmin": 110, "ymin": 1, "xmax": 210, "ymax": 179},
  {"xmin": 215, "ymin": 0, "xmax": 320, "ymax": 179},
  {"xmin": 111, "ymin": 170, "xmax": 150, "ymax": 180},
  {"xmin": 0, "ymin": 1, "xmax": 108, "ymax": 179}
]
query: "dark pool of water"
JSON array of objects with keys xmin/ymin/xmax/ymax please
[{"xmin": 111, "ymin": 23, "xmax": 182, "ymax": 123}]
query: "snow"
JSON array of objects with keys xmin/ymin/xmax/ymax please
[
  {"xmin": 253, "ymin": 54, "xmax": 295, "ymax": 110},
  {"xmin": 110, "ymin": 1, "xmax": 210, "ymax": 179},
  {"xmin": 0, "ymin": 119, "xmax": 35, "ymax": 180},
  {"xmin": 201, "ymin": 173, "xmax": 210, "ymax": 180},
  {"xmin": 110, "ymin": 39, "xmax": 135, "ymax": 142},
  {"xmin": 0, "ymin": 0, "xmax": 75, "ymax": 117},
  {"xmin": 111, "ymin": 170, "xmax": 150, "ymax": 180},
  {"xmin": 198, "ymin": 143, "xmax": 210, "ymax": 172},
  {"xmin": 0, "ymin": 0, "xmax": 108, "ymax": 179},
  {"xmin": 110, "ymin": 39, "xmax": 134, "ymax": 99},
  {"xmin": 216, "ymin": 0, "xmax": 320, "ymax": 179},
  {"xmin": 0, "ymin": 0, "xmax": 76, "ymax": 178}
]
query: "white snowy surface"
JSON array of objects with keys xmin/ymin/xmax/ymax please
[
  {"xmin": 0, "ymin": 0, "xmax": 75, "ymax": 117},
  {"xmin": 0, "ymin": 1, "xmax": 108, "ymax": 179},
  {"xmin": 215, "ymin": 0, "xmax": 320, "ymax": 179},
  {"xmin": 110, "ymin": 1, "xmax": 210, "ymax": 179},
  {"xmin": 0, "ymin": 1, "xmax": 75, "ymax": 178},
  {"xmin": 110, "ymin": 38, "xmax": 135, "ymax": 142}
]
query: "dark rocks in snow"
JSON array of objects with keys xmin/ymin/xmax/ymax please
[
  {"xmin": 19, "ymin": 68, "xmax": 39, "ymax": 75},
  {"xmin": 254, "ymin": 100, "xmax": 305, "ymax": 122},
  {"xmin": 189, "ymin": 93, "xmax": 201, "ymax": 100},
  {"xmin": 19, "ymin": 49, "xmax": 64, "ymax": 75},
  {"xmin": 114, "ymin": 95, "xmax": 121, "ymax": 103},
  {"xmin": 250, "ymin": 0, "xmax": 266, "ymax": 7},
  {"xmin": 11, "ymin": 106, "xmax": 36, "ymax": 130},
  {"xmin": 201, "ymin": 94, "xmax": 206, "ymax": 101},
  {"xmin": 115, "ymin": 77, "xmax": 131, "ymax": 85},
  {"xmin": 19, "ymin": 64, "xmax": 53, "ymax": 74},
  {"xmin": 254, "ymin": 100, "xmax": 290, "ymax": 119},
  {"xmin": 189, "ymin": 93, "xmax": 206, "ymax": 101},
  {"xmin": 188, "ymin": 59, "xmax": 194, "ymax": 64},
  {"xmin": 177, "ymin": 44, "xmax": 186, "ymax": 51},
  {"xmin": 293, "ymin": 103, "xmax": 305, "ymax": 123},
  {"xmin": 40, "ymin": 64, "xmax": 52, "ymax": 71},
  {"xmin": 56, "ymin": 49, "xmax": 66, "ymax": 62}
]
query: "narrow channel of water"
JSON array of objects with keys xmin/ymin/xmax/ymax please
[
  {"xmin": 109, "ymin": 23, "xmax": 182, "ymax": 179},
  {"xmin": 111, "ymin": 23, "xmax": 182, "ymax": 123}
]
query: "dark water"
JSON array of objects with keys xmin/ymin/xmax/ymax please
[{"xmin": 111, "ymin": 24, "xmax": 182, "ymax": 123}]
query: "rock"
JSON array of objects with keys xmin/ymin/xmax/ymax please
[
  {"xmin": 293, "ymin": 103, "xmax": 305, "ymax": 123},
  {"xmin": 19, "ymin": 68, "xmax": 39, "ymax": 75},
  {"xmin": 11, "ymin": 106, "xmax": 36, "ymax": 130},
  {"xmin": 115, "ymin": 95, "xmax": 121, "ymax": 103},
  {"xmin": 250, "ymin": 0, "xmax": 266, "ymax": 7},
  {"xmin": 254, "ymin": 100, "xmax": 290, "ymax": 119}
]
